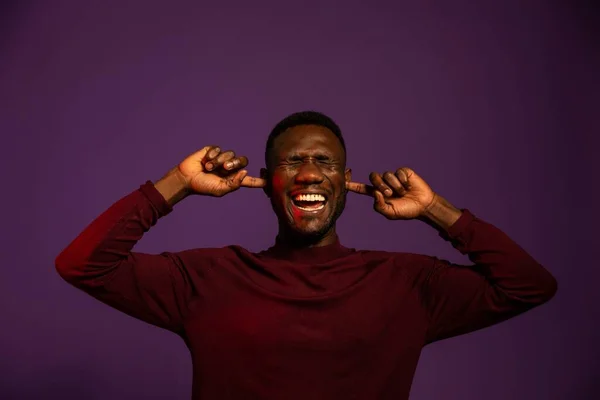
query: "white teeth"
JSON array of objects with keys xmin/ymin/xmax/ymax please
[{"xmin": 294, "ymin": 194, "xmax": 326, "ymax": 202}]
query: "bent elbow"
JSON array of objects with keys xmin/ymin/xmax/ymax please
[
  {"xmin": 524, "ymin": 263, "xmax": 558, "ymax": 306},
  {"xmin": 500, "ymin": 263, "xmax": 558, "ymax": 308},
  {"xmin": 55, "ymin": 249, "xmax": 83, "ymax": 283},
  {"xmin": 540, "ymin": 270, "xmax": 558, "ymax": 303}
]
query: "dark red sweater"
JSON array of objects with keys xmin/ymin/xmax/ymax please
[{"xmin": 55, "ymin": 181, "xmax": 557, "ymax": 400}]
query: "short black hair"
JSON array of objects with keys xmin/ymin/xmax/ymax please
[{"xmin": 265, "ymin": 111, "xmax": 346, "ymax": 167}]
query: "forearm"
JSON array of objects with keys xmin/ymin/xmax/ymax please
[{"xmin": 418, "ymin": 193, "xmax": 462, "ymax": 232}]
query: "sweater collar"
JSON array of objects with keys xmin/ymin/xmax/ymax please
[{"xmin": 261, "ymin": 235, "xmax": 353, "ymax": 264}]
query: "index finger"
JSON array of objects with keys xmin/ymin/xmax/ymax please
[
  {"xmin": 345, "ymin": 181, "xmax": 375, "ymax": 196},
  {"xmin": 241, "ymin": 175, "xmax": 266, "ymax": 189}
]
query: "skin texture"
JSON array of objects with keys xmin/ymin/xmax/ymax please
[
  {"xmin": 259, "ymin": 125, "xmax": 351, "ymax": 247},
  {"xmin": 153, "ymin": 145, "xmax": 264, "ymax": 206},
  {"xmin": 154, "ymin": 124, "xmax": 463, "ymax": 241}
]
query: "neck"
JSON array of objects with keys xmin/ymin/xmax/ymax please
[
  {"xmin": 264, "ymin": 226, "xmax": 351, "ymax": 263},
  {"xmin": 276, "ymin": 226, "xmax": 338, "ymax": 248}
]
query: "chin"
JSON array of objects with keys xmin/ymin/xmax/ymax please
[
  {"xmin": 295, "ymin": 227, "xmax": 326, "ymax": 238},
  {"xmin": 273, "ymin": 198, "xmax": 343, "ymax": 241},
  {"xmin": 289, "ymin": 221, "xmax": 333, "ymax": 240}
]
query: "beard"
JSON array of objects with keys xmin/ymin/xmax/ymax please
[{"xmin": 273, "ymin": 189, "xmax": 348, "ymax": 244}]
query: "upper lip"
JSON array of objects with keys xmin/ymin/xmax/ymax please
[{"xmin": 290, "ymin": 190, "xmax": 329, "ymax": 200}]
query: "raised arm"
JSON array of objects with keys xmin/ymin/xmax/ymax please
[
  {"xmin": 346, "ymin": 167, "xmax": 557, "ymax": 343},
  {"xmin": 55, "ymin": 146, "xmax": 265, "ymax": 333},
  {"xmin": 417, "ymin": 203, "xmax": 556, "ymax": 343}
]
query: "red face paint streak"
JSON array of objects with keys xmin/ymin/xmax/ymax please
[
  {"xmin": 292, "ymin": 206, "xmax": 302, "ymax": 220},
  {"xmin": 271, "ymin": 174, "xmax": 284, "ymax": 192},
  {"xmin": 270, "ymin": 171, "xmax": 303, "ymax": 220}
]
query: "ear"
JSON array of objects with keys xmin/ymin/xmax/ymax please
[
  {"xmin": 345, "ymin": 168, "xmax": 352, "ymax": 184},
  {"xmin": 260, "ymin": 168, "xmax": 271, "ymax": 197}
]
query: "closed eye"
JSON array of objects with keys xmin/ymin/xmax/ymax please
[
  {"xmin": 316, "ymin": 155, "xmax": 330, "ymax": 161},
  {"xmin": 282, "ymin": 155, "xmax": 336, "ymax": 166}
]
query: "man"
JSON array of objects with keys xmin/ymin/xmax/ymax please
[{"xmin": 56, "ymin": 111, "xmax": 557, "ymax": 399}]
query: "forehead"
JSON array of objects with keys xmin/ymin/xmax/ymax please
[{"xmin": 272, "ymin": 124, "xmax": 343, "ymax": 157}]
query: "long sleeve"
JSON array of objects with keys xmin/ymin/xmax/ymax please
[
  {"xmin": 419, "ymin": 209, "xmax": 557, "ymax": 344},
  {"xmin": 55, "ymin": 181, "xmax": 196, "ymax": 334}
]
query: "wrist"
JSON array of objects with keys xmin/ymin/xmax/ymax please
[
  {"xmin": 154, "ymin": 167, "xmax": 191, "ymax": 206},
  {"xmin": 418, "ymin": 193, "xmax": 462, "ymax": 232}
]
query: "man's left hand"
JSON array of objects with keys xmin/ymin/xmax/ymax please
[{"xmin": 346, "ymin": 167, "xmax": 437, "ymax": 220}]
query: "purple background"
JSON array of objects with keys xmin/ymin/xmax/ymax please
[{"xmin": 1, "ymin": 1, "xmax": 598, "ymax": 399}]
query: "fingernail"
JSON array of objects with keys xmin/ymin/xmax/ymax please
[
  {"xmin": 225, "ymin": 162, "xmax": 232, "ymax": 169},
  {"xmin": 206, "ymin": 163, "xmax": 213, "ymax": 170},
  {"xmin": 385, "ymin": 189, "xmax": 393, "ymax": 196}
]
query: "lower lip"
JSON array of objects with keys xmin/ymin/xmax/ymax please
[{"xmin": 291, "ymin": 201, "xmax": 327, "ymax": 215}]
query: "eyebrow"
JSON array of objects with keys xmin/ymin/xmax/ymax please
[
  {"xmin": 284, "ymin": 151, "xmax": 334, "ymax": 159},
  {"xmin": 283, "ymin": 152, "xmax": 335, "ymax": 160}
]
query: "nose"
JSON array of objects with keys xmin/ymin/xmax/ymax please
[{"xmin": 295, "ymin": 160, "xmax": 325, "ymax": 185}]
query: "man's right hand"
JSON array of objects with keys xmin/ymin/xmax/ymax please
[
  {"xmin": 181, "ymin": 145, "xmax": 265, "ymax": 196},
  {"xmin": 155, "ymin": 146, "xmax": 266, "ymax": 205}
]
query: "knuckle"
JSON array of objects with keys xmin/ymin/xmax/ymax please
[
  {"xmin": 219, "ymin": 152, "xmax": 233, "ymax": 161},
  {"xmin": 383, "ymin": 171, "xmax": 395, "ymax": 181},
  {"xmin": 369, "ymin": 173, "xmax": 381, "ymax": 183}
]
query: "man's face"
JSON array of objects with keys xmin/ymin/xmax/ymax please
[{"xmin": 262, "ymin": 124, "xmax": 351, "ymax": 239}]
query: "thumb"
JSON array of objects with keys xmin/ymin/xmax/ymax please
[{"xmin": 186, "ymin": 146, "xmax": 211, "ymax": 163}]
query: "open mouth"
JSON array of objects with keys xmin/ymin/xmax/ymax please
[{"xmin": 291, "ymin": 193, "xmax": 328, "ymax": 212}]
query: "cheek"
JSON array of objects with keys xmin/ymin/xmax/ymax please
[
  {"xmin": 270, "ymin": 174, "xmax": 289, "ymax": 212},
  {"xmin": 271, "ymin": 174, "xmax": 285, "ymax": 192},
  {"xmin": 291, "ymin": 207, "xmax": 302, "ymax": 219}
]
